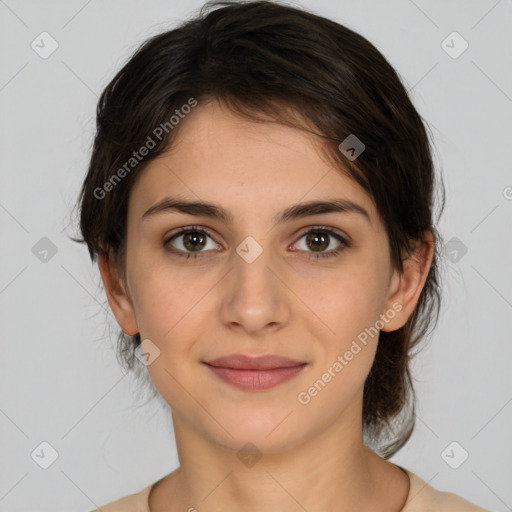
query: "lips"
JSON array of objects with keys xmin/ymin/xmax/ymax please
[
  {"xmin": 204, "ymin": 354, "xmax": 306, "ymax": 370},
  {"xmin": 203, "ymin": 354, "xmax": 307, "ymax": 391}
]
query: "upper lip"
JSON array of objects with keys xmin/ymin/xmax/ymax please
[{"xmin": 204, "ymin": 354, "xmax": 306, "ymax": 370}]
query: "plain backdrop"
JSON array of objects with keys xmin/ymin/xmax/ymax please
[{"xmin": 0, "ymin": 1, "xmax": 511, "ymax": 510}]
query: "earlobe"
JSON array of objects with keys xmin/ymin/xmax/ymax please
[
  {"xmin": 381, "ymin": 233, "xmax": 435, "ymax": 332},
  {"xmin": 97, "ymin": 251, "xmax": 139, "ymax": 336}
]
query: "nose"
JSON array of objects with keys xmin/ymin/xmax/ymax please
[{"xmin": 218, "ymin": 235, "xmax": 291, "ymax": 335}]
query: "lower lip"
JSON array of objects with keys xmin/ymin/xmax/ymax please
[{"xmin": 205, "ymin": 364, "xmax": 307, "ymax": 390}]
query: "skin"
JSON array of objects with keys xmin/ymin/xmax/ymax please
[{"xmin": 99, "ymin": 99, "xmax": 434, "ymax": 512}]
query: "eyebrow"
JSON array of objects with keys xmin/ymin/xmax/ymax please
[{"xmin": 141, "ymin": 197, "xmax": 371, "ymax": 225}]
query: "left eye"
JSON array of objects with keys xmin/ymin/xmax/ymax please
[
  {"xmin": 163, "ymin": 226, "xmax": 349, "ymax": 260},
  {"xmin": 293, "ymin": 228, "xmax": 347, "ymax": 259}
]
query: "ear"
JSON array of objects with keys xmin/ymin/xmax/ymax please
[
  {"xmin": 381, "ymin": 231, "xmax": 435, "ymax": 332},
  {"xmin": 97, "ymin": 251, "xmax": 139, "ymax": 336}
]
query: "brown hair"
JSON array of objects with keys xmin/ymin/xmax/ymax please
[{"xmin": 73, "ymin": 0, "xmax": 444, "ymax": 457}]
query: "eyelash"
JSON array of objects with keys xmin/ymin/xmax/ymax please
[{"xmin": 163, "ymin": 225, "xmax": 350, "ymax": 261}]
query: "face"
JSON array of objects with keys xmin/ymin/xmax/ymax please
[{"xmin": 101, "ymin": 99, "xmax": 425, "ymax": 454}]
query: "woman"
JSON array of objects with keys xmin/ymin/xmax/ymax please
[{"xmin": 75, "ymin": 1, "xmax": 490, "ymax": 510}]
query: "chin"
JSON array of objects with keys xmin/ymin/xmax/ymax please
[{"xmin": 208, "ymin": 409, "xmax": 310, "ymax": 455}]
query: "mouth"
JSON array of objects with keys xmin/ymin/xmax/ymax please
[{"xmin": 203, "ymin": 354, "xmax": 307, "ymax": 391}]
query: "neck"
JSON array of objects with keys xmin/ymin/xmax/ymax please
[{"xmin": 155, "ymin": 411, "xmax": 409, "ymax": 512}]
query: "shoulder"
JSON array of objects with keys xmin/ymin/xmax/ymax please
[
  {"xmin": 403, "ymin": 470, "xmax": 491, "ymax": 512},
  {"xmin": 89, "ymin": 482, "xmax": 154, "ymax": 512}
]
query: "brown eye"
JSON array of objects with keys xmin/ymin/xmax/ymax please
[
  {"xmin": 164, "ymin": 225, "xmax": 349, "ymax": 261},
  {"xmin": 164, "ymin": 226, "xmax": 219, "ymax": 257},
  {"xmin": 294, "ymin": 227, "xmax": 349, "ymax": 260},
  {"xmin": 182, "ymin": 231, "xmax": 207, "ymax": 251},
  {"xmin": 305, "ymin": 232, "xmax": 330, "ymax": 252}
]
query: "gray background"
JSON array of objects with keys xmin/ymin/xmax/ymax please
[{"xmin": 1, "ymin": 0, "xmax": 511, "ymax": 510}]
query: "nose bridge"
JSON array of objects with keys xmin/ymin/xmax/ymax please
[
  {"xmin": 232, "ymin": 234, "xmax": 277, "ymax": 290},
  {"xmin": 235, "ymin": 234, "xmax": 266, "ymax": 266},
  {"xmin": 220, "ymin": 233, "xmax": 287, "ymax": 331}
]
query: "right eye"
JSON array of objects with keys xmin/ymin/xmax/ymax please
[{"xmin": 163, "ymin": 226, "xmax": 221, "ymax": 258}]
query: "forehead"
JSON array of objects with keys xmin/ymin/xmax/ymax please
[{"xmin": 128, "ymin": 100, "xmax": 378, "ymax": 225}]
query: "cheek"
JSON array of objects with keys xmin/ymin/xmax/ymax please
[
  {"xmin": 321, "ymin": 264, "xmax": 390, "ymax": 342},
  {"xmin": 131, "ymin": 266, "xmax": 206, "ymax": 408},
  {"xmin": 307, "ymin": 268, "xmax": 390, "ymax": 400},
  {"xmin": 299, "ymin": 271, "xmax": 387, "ymax": 410},
  {"xmin": 128, "ymin": 253, "xmax": 203, "ymax": 336}
]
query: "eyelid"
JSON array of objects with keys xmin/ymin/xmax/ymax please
[
  {"xmin": 294, "ymin": 224, "xmax": 350, "ymax": 243},
  {"xmin": 164, "ymin": 224, "xmax": 350, "ymax": 246},
  {"xmin": 163, "ymin": 225, "xmax": 221, "ymax": 249},
  {"xmin": 166, "ymin": 225, "xmax": 216, "ymax": 238}
]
